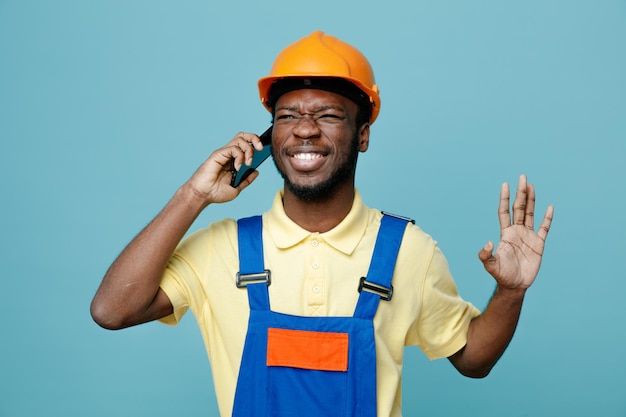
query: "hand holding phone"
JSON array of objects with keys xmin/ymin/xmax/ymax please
[{"xmin": 230, "ymin": 127, "xmax": 273, "ymax": 187}]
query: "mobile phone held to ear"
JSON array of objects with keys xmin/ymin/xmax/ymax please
[{"xmin": 230, "ymin": 127, "xmax": 273, "ymax": 188}]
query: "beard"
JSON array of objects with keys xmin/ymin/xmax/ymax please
[{"xmin": 272, "ymin": 131, "xmax": 360, "ymax": 202}]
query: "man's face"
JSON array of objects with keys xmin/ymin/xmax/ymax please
[{"xmin": 271, "ymin": 89, "xmax": 370, "ymax": 201}]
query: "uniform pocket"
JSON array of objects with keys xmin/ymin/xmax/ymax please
[{"xmin": 267, "ymin": 328, "xmax": 349, "ymax": 372}]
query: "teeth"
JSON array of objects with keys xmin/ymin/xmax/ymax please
[{"xmin": 293, "ymin": 153, "xmax": 322, "ymax": 160}]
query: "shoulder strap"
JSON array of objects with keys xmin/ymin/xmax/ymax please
[
  {"xmin": 237, "ymin": 213, "xmax": 411, "ymax": 316},
  {"xmin": 353, "ymin": 213, "xmax": 412, "ymax": 319},
  {"xmin": 237, "ymin": 215, "xmax": 270, "ymax": 311}
]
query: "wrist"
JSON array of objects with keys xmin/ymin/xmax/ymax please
[
  {"xmin": 176, "ymin": 183, "xmax": 212, "ymax": 212},
  {"xmin": 494, "ymin": 285, "xmax": 527, "ymax": 302}
]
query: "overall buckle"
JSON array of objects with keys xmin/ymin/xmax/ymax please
[
  {"xmin": 236, "ymin": 270, "xmax": 271, "ymax": 288},
  {"xmin": 381, "ymin": 211, "xmax": 415, "ymax": 224},
  {"xmin": 358, "ymin": 277, "xmax": 393, "ymax": 301}
]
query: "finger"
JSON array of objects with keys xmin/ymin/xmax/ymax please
[
  {"xmin": 478, "ymin": 241, "xmax": 494, "ymax": 262},
  {"xmin": 234, "ymin": 132, "xmax": 266, "ymax": 165},
  {"xmin": 209, "ymin": 143, "xmax": 241, "ymax": 169},
  {"xmin": 227, "ymin": 133, "xmax": 256, "ymax": 169},
  {"xmin": 225, "ymin": 144, "xmax": 247, "ymax": 172},
  {"xmin": 214, "ymin": 141, "xmax": 249, "ymax": 173},
  {"xmin": 237, "ymin": 131, "xmax": 265, "ymax": 148},
  {"xmin": 525, "ymin": 183, "xmax": 536, "ymax": 230},
  {"xmin": 234, "ymin": 132, "xmax": 265, "ymax": 150},
  {"xmin": 233, "ymin": 133, "xmax": 257, "ymax": 166},
  {"xmin": 498, "ymin": 182, "xmax": 511, "ymax": 232},
  {"xmin": 512, "ymin": 174, "xmax": 528, "ymax": 225},
  {"xmin": 478, "ymin": 241, "xmax": 498, "ymax": 274},
  {"xmin": 537, "ymin": 204, "xmax": 554, "ymax": 241},
  {"xmin": 235, "ymin": 169, "xmax": 260, "ymax": 191}
]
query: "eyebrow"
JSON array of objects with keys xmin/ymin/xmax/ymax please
[{"xmin": 275, "ymin": 104, "xmax": 346, "ymax": 113}]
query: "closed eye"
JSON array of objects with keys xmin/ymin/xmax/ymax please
[{"xmin": 315, "ymin": 113, "xmax": 345, "ymax": 123}]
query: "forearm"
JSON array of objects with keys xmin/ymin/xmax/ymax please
[
  {"xmin": 449, "ymin": 175, "xmax": 552, "ymax": 377},
  {"xmin": 90, "ymin": 183, "xmax": 209, "ymax": 329},
  {"xmin": 449, "ymin": 285, "xmax": 526, "ymax": 378},
  {"xmin": 90, "ymin": 133, "xmax": 265, "ymax": 329}
]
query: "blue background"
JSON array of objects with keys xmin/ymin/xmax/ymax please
[{"xmin": 1, "ymin": 1, "xmax": 624, "ymax": 416}]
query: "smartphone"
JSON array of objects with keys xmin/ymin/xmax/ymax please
[{"xmin": 230, "ymin": 127, "xmax": 273, "ymax": 187}]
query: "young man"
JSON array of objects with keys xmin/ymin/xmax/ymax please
[{"xmin": 91, "ymin": 31, "xmax": 553, "ymax": 417}]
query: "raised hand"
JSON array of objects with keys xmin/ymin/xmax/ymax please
[
  {"xmin": 91, "ymin": 131, "xmax": 268, "ymax": 329},
  {"xmin": 478, "ymin": 175, "xmax": 554, "ymax": 290},
  {"xmin": 186, "ymin": 132, "xmax": 266, "ymax": 205}
]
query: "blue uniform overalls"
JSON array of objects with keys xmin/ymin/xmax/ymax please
[{"xmin": 232, "ymin": 214, "xmax": 410, "ymax": 417}]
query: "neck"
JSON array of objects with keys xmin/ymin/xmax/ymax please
[{"xmin": 282, "ymin": 182, "xmax": 355, "ymax": 233}]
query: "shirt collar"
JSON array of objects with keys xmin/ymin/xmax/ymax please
[{"xmin": 266, "ymin": 189, "xmax": 370, "ymax": 255}]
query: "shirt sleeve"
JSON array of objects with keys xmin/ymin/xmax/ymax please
[
  {"xmin": 412, "ymin": 242, "xmax": 481, "ymax": 360},
  {"xmin": 158, "ymin": 259, "xmax": 191, "ymax": 326},
  {"xmin": 157, "ymin": 228, "xmax": 211, "ymax": 326}
]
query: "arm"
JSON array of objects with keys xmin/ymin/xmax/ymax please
[
  {"xmin": 90, "ymin": 133, "xmax": 266, "ymax": 330},
  {"xmin": 448, "ymin": 174, "xmax": 554, "ymax": 377}
]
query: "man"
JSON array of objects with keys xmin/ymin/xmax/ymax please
[{"xmin": 91, "ymin": 31, "xmax": 554, "ymax": 416}]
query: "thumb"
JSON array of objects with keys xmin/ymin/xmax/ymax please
[{"xmin": 478, "ymin": 241, "xmax": 496, "ymax": 266}]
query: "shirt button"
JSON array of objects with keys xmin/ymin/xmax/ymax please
[
  {"xmin": 312, "ymin": 262, "xmax": 320, "ymax": 269},
  {"xmin": 312, "ymin": 286, "xmax": 321, "ymax": 294},
  {"xmin": 311, "ymin": 240, "xmax": 319, "ymax": 247}
]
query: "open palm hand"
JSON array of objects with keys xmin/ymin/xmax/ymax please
[{"xmin": 479, "ymin": 175, "xmax": 554, "ymax": 289}]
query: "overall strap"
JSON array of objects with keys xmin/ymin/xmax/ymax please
[
  {"xmin": 354, "ymin": 213, "xmax": 412, "ymax": 320},
  {"xmin": 237, "ymin": 215, "xmax": 271, "ymax": 311}
]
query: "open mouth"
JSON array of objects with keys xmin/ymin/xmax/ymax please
[
  {"xmin": 293, "ymin": 153, "xmax": 323, "ymax": 161},
  {"xmin": 288, "ymin": 151, "xmax": 327, "ymax": 171}
]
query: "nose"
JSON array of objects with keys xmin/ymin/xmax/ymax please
[{"xmin": 292, "ymin": 114, "xmax": 321, "ymax": 140}]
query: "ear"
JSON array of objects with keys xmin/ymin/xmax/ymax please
[{"xmin": 358, "ymin": 123, "xmax": 370, "ymax": 152}]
